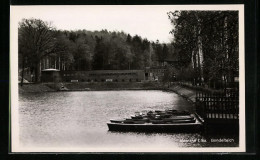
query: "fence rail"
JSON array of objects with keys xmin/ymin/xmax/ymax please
[{"xmin": 195, "ymin": 89, "xmax": 239, "ymax": 120}]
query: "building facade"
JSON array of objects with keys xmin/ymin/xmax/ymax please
[
  {"xmin": 144, "ymin": 67, "xmax": 167, "ymax": 81},
  {"xmin": 59, "ymin": 70, "xmax": 145, "ymax": 82},
  {"xmin": 37, "ymin": 56, "xmax": 178, "ymax": 83}
]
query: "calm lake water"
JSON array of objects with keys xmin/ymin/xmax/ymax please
[{"xmin": 19, "ymin": 90, "xmax": 238, "ymax": 151}]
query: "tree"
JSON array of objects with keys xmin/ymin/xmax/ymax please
[
  {"xmin": 19, "ymin": 18, "xmax": 56, "ymax": 83},
  {"xmin": 168, "ymin": 11, "xmax": 238, "ymax": 87},
  {"xmin": 73, "ymin": 36, "xmax": 92, "ymax": 70},
  {"xmin": 54, "ymin": 32, "xmax": 75, "ymax": 70},
  {"xmin": 142, "ymin": 39, "xmax": 152, "ymax": 67},
  {"xmin": 92, "ymin": 36, "xmax": 106, "ymax": 70},
  {"xmin": 162, "ymin": 44, "xmax": 169, "ymax": 61},
  {"xmin": 131, "ymin": 35, "xmax": 144, "ymax": 69},
  {"xmin": 109, "ymin": 35, "xmax": 132, "ymax": 70},
  {"xmin": 126, "ymin": 34, "xmax": 132, "ymax": 44}
]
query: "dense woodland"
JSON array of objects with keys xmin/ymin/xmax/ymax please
[
  {"xmin": 167, "ymin": 11, "xmax": 239, "ymax": 87},
  {"xmin": 18, "ymin": 18, "xmax": 172, "ymax": 82},
  {"xmin": 19, "ymin": 11, "xmax": 239, "ymax": 88}
]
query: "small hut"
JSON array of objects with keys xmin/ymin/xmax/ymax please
[{"xmin": 41, "ymin": 69, "xmax": 61, "ymax": 82}]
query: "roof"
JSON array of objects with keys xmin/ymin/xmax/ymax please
[{"xmin": 42, "ymin": 68, "xmax": 60, "ymax": 72}]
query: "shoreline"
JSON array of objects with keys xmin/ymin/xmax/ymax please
[
  {"xmin": 18, "ymin": 82, "xmax": 199, "ymax": 104},
  {"xmin": 165, "ymin": 86, "xmax": 197, "ymax": 103}
]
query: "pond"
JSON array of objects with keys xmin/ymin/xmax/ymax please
[{"xmin": 18, "ymin": 90, "xmax": 238, "ymax": 152}]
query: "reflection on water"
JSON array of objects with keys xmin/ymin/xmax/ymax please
[{"xmin": 19, "ymin": 90, "xmax": 238, "ymax": 150}]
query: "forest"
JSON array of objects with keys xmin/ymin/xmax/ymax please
[
  {"xmin": 19, "ymin": 10, "xmax": 239, "ymax": 88},
  {"xmin": 167, "ymin": 11, "xmax": 239, "ymax": 87},
  {"xmin": 18, "ymin": 18, "xmax": 172, "ymax": 82}
]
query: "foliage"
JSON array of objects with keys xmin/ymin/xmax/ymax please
[
  {"xmin": 167, "ymin": 11, "xmax": 239, "ymax": 86},
  {"xmin": 18, "ymin": 18, "xmax": 175, "ymax": 82},
  {"xmin": 19, "ymin": 18, "xmax": 56, "ymax": 82}
]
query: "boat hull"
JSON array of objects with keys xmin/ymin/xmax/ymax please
[{"xmin": 107, "ymin": 122, "xmax": 202, "ymax": 133}]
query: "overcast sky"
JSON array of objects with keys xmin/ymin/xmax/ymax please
[
  {"xmin": 12, "ymin": 5, "xmax": 177, "ymax": 43},
  {"xmin": 11, "ymin": 5, "xmax": 242, "ymax": 43}
]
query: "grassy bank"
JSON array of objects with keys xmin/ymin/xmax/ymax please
[
  {"xmin": 19, "ymin": 82, "xmax": 165, "ymax": 93},
  {"xmin": 19, "ymin": 83, "xmax": 55, "ymax": 93},
  {"xmin": 165, "ymin": 82, "xmax": 223, "ymax": 103},
  {"xmin": 59, "ymin": 82, "xmax": 164, "ymax": 91},
  {"xmin": 166, "ymin": 85, "xmax": 197, "ymax": 103}
]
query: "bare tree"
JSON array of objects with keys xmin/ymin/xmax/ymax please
[{"xmin": 19, "ymin": 18, "xmax": 56, "ymax": 84}]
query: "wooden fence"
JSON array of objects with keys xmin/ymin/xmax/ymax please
[{"xmin": 195, "ymin": 89, "xmax": 239, "ymax": 121}]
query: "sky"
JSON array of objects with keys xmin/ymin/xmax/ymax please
[
  {"xmin": 11, "ymin": 5, "xmax": 243, "ymax": 43},
  {"xmin": 11, "ymin": 5, "xmax": 176, "ymax": 43}
]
